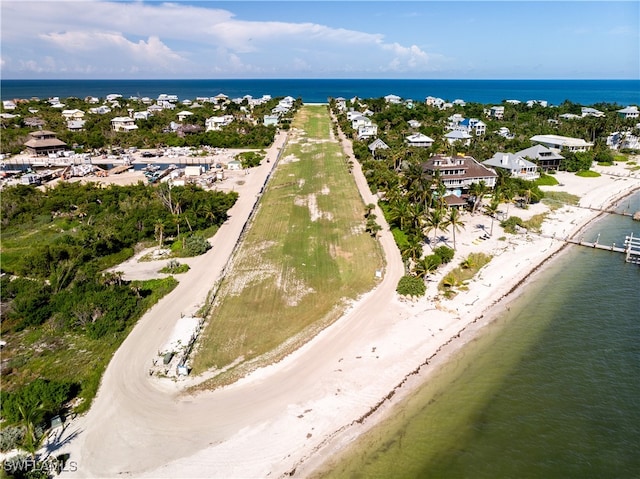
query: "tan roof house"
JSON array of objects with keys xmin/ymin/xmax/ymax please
[{"xmin": 24, "ymin": 130, "xmax": 67, "ymax": 156}]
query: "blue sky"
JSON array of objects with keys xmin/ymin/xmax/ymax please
[{"xmin": 1, "ymin": 1, "xmax": 638, "ymax": 79}]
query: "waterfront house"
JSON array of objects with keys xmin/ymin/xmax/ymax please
[
  {"xmin": 483, "ymin": 152, "xmax": 540, "ymax": 181},
  {"xmin": 421, "ymin": 154, "xmax": 498, "ymax": 195},
  {"xmin": 24, "ymin": 130, "xmax": 68, "ymax": 156},
  {"xmin": 516, "ymin": 144, "xmax": 564, "ymax": 171},
  {"xmin": 2, "ymin": 100, "xmax": 17, "ymax": 111},
  {"xmin": 61, "ymin": 109, "xmax": 85, "ymax": 120},
  {"xmin": 617, "ymin": 106, "xmax": 639, "ymax": 120},
  {"xmin": 406, "ymin": 133, "xmax": 435, "ymax": 148},
  {"xmin": 67, "ymin": 120, "xmax": 86, "ymax": 131},
  {"xmin": 89, "ymin": 105, "xmax": 112, "ymax": 115},
  {"xmin": 530, "ymin": 134, "xmax": 593, "ymax": 152},
  {"xmin": 133, "ymin": 111, "xmax": 152, "ymax": 120},
  {"xmin": 459, "ymin": 118, "xmax": 487, "ymax": 136},
  {"xmin": 351, "ymin": 115, "xmax": 372, "ymax": 130},
  {"xmin": 384, "ymin": 94, "xmax": 402, "ymax": 104}
]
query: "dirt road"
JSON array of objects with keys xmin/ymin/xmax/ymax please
[{"xmin": 54, "ymin": 120, "xmax": 407, "ymax": 477}]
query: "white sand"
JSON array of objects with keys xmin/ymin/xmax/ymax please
[{"xmin": 52, "ymin": 140, "xmax": 640, "ymax": 479}]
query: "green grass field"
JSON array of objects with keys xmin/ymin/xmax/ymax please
[{"xmin": 191, "ymin": 105, "xmax": 384, "ymax": 382}]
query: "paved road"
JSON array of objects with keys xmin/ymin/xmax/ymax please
[{"xmin": 56, "ymin": 117, "xmax": 405, "ymax": 477}]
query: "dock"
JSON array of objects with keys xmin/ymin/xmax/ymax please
[{"xmin": 545, "ymin": 232, "xmax": 640, "ymax": 264}]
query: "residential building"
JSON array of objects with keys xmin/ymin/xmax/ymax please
[
  {"xmin": 421, "ymin": 154, "xmax": 498, "ymax": 194},
  {"xmin": 61, "ymin": 109, "xmax": 85, "ymax": 120},
  {"xmin": 407, "ymin": 120, "xmax": 421, "ymax": 129},
  {"xmin": 459, "ymin": 118, "xmax": 486, "ymax": 135},
  {"xmin": 483, "ymin": 152, "xmax": 539, "ymax": 181},
  {"xmin": 581, "ymin": 107, "xmax": 605, "ymax": 118},
  {"xmin": 406, "ymin": 133, "xmax": 435, "ymax": 148},
  {"xmin": 368, "ymin": 138, "xmax": 389, "ymax": 157},
  {"xmin": 263, "ymin": 115, "xmax": 279, "ymax": 126},
  {"xmin": 357, "ymin": 124, "xmax": 378, "ymax": 140},
  {"xmin": 24, "ymin": 130, "xmax": 68, "ymax": 156},
  {"xmin": 516, "ymin": 144, "xmax": 564, "ymax": 171},
  {"xmin": 530, "ymin": 134, "xmax": 593, "ymax": 152},
  {"xmin": 206, "ymin": 115, "xmax": 234, "ymax": 131},
  {"xmin": 444, "ymin": 130, "xmax": 472, "ymax": 146},
  {"xmin": 617, "ymin": 106, "xmax": 639, "ymax": 120},
  {"xmin": 111, "ymin": 117, "xmax": 138, "ymax": 132},
  {"xmin": 487, "ymin": 106, "xmax": 505, "ymax": 119},
  {"xmin": 384, "ymin": 94, "xmax": 402, "ymax": 104},
  {"xmin": 177, "ymin": 111, "xmax": 194, "ymax": 122},
  {"xmin": 67, "ymin": 120, "xmax": 86, "ymax": 131}
]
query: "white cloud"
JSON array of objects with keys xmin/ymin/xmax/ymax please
[{"xmin": 1, "ymin": 0, "xmax": 443, "ymax": 78}]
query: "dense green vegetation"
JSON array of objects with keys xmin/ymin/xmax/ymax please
[
  {"xmin": 0, "ymin": 95, "xmax": 302, "ymax": 155},
  {"xmin": 0, "ymin": 181, "xmax": 238, "ymax": 432}
]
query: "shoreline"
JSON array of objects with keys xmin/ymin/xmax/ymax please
[
  {"xmin": 292, "ymin": 178, "xmax": 640, "ymax": 478},
  {"xmin": 49, "ymin": 143, "xmax": 640, "ymax": 478}
]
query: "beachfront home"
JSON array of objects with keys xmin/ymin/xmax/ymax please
[
  {"xmin": 351, "ymin": 115, "xmax": 372, "ymax": 130},
  {"xmin": 425, "ymin": 96, "xmax": 446, "ymax": 108},
  {"xmin": 421, "ymin": 154, "xmax": 498, "ymax": 195},
  {"xmin": 516, "ymin": 144, "xmax": 564, "ymax": 171},
  {"xmin": 111, "ymin": 117, "xmax": 138, "ymax": 132},
  {"xmin": 61, "ymin": 109, "xmax": 85, "ymax": 120},
  {"xmin": 444, "ymin": 130, "xmax": 472, "ymax": 146},
  {"xmin": 89, "ymin": 105, "xmax": 112, "ymax": 115},
  {"xmin": 459, "ymin": 118, "xmax": 487, "ymax": 136},
  {"xmin": 617, "ymin": 106, "xmax": 639, "ymax": 120},
  {"xmin": 2, "ymin": 100, "xmax": 17, "ymax": 111},
  {"xmin": 133, "ymin": 111, "xmax": 152, "ymax": 120},
  {"xmin": 530, "ymin": 134, "xmax": 593, "ymax": 152},
  {"xmin": 384, "ymin": 94, "xmax": 402, "ymax": 104},
  {"xmin": 406, "ymin": 133, "xmax": 435, "ymax": 148},
  {"xmin": 24, "ymin": 130, "xmax": 68, "ymax": 156},
  {"xmin": 483, "ymin": 152, "xmax": 540, "ymax": 181}
]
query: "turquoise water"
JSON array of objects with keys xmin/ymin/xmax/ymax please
[
  {"xmin": 2, "ymin": 79, "xmax": 639, "ymax": 105},
  {"xmin": 320, "ymin": 192, "xmax": 640, "ymax": 479}
]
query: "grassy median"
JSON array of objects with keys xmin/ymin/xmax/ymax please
[{"xmin": 191, "ymin": 105, "xmax": 384, "ymax": 384}]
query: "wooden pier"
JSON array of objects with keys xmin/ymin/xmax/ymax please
[{"xmin": 555, "ymin": 232, "xmax": 640, "ymax": 264}]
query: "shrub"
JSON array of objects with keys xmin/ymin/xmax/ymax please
[
  {"xmin": 500, "ymin": 216, "xmax": 525, "ymax": 234},
  {"xmin": 396, "ymin": 275, "xmax": 426, "ymax": 297},
  {"xmin": 433, "ymin": 246, "xmax": 454, "ymax": 264},
  {"xmin": 181, "ymin": 234, "xmax": 212, "ymax": 257},
  {"xmin": 159, "ymin": 259, "xmax": 190, "ymax": 274},
  {"xmin": 0, "ymin": 426, "xmax": 25, "ymax": 452}
]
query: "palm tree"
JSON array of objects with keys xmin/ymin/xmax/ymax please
[
  {"xmin": 484, "ymin": 199, "xmax": 500, "ymax": 236},
  {"xmin": 469, "ymin": 180, "xmax": 488, "ymax": 215},
  {"xmin": 425, "ymin": 207, "xmax": 445, "ymax": 246},
  {"xmin": 443, "ymin": 207, "xmax": 466, "ymax": 250},
  {"xmin": 154, "ymin": 219, "xmax": 165, "ymax": 246},
  {"xmin": 17, "ymin": 401, "xmax": 45, "ymax": 460}
]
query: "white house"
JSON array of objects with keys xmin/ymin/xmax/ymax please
[
  {"xmin": 133, "ymin": 111, "xmax": 152, "ymax": 120},
  {"xmin": 205, "ymin": 115, "xmax": 234, "ymax": 131},
  {"xmin": 227, "ymin": 159, "xmax": 242, "ymax": 170},
  {"xmin": 530, "ymin": 134, "xmax": 593, "ymax": 152},
  {"xmin": 111, "ymin": 117, "xmax": 138, "ymax": 132},
  {"xmin": 357, "ymin": 124, "xmax": 378, "ymax": 140},
  {"xmin": 497, "ymin": 127, "xmax": 515, "ymax": 139},
  {"xmin": 408, "ymin": 120, "xmax": 422, "ymax": 129},
  {"xmin": 351, "ymin": 115, "xmax": 372, "ymax": 130},
  {"xmin": 89, "ymin": 105, "xmax": 112, "ymax": 115},
  {"xmin": 459, "ymin": 118, "xmax": 486, "ymax": 136},
  {"xmin": 67, "ymin": 120, "xmax": 86, "ymax": 131},
  {"xmin": 368, "ymin": 138, "xmax": 390, "ymax": 157},
  {"xmin": 617, "ymin": 106, "xmax": 639, "ymax": 120},
  {"xmin": 425, "ymin": 96, "xmax": 445, "ymax": 108},
  {"xmin": 384, "ymin": 94, "xmax": 402, "ymax": 104},
  {"xmin": 2, "ymin": 100, "xmax": 17, "ymax": 110},
  {"xmin": 487, "ymin": 106, "xmax": 505, "ymax": 119},
  {"xmin": 406, "ymin": 133, "xmax": 435, "ymax": 148},
  {"xmin": 177, "ymin": 111, "xmax": 194, "ymax": 122},
  {"xmin": 483, "ymin": 152, "xmax": 539, "ymax": 181},
  {"xmin": 581, "ymin": 107, "xmax": 605, "ymax": 118},
  {"xmin": 445, "ymin": 130, "xmax": 473, "ymax": 146}
]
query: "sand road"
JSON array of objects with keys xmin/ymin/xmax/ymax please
[{"xmin": 54, "ymin": 124, "xmax": 407, "ymax": 477}]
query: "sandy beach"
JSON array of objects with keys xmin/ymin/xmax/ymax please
[{"xmin": 48, "ymin": 139, "xmax": 640, "ymax": 479}]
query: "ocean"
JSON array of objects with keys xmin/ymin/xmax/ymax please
[
  {"xmin": 1, "ymin": 79, "xmax": 639, "ymax": 106},
  {"xmin": 320, "ymin": 190, "xmax": 640, "ymax": 479}
]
